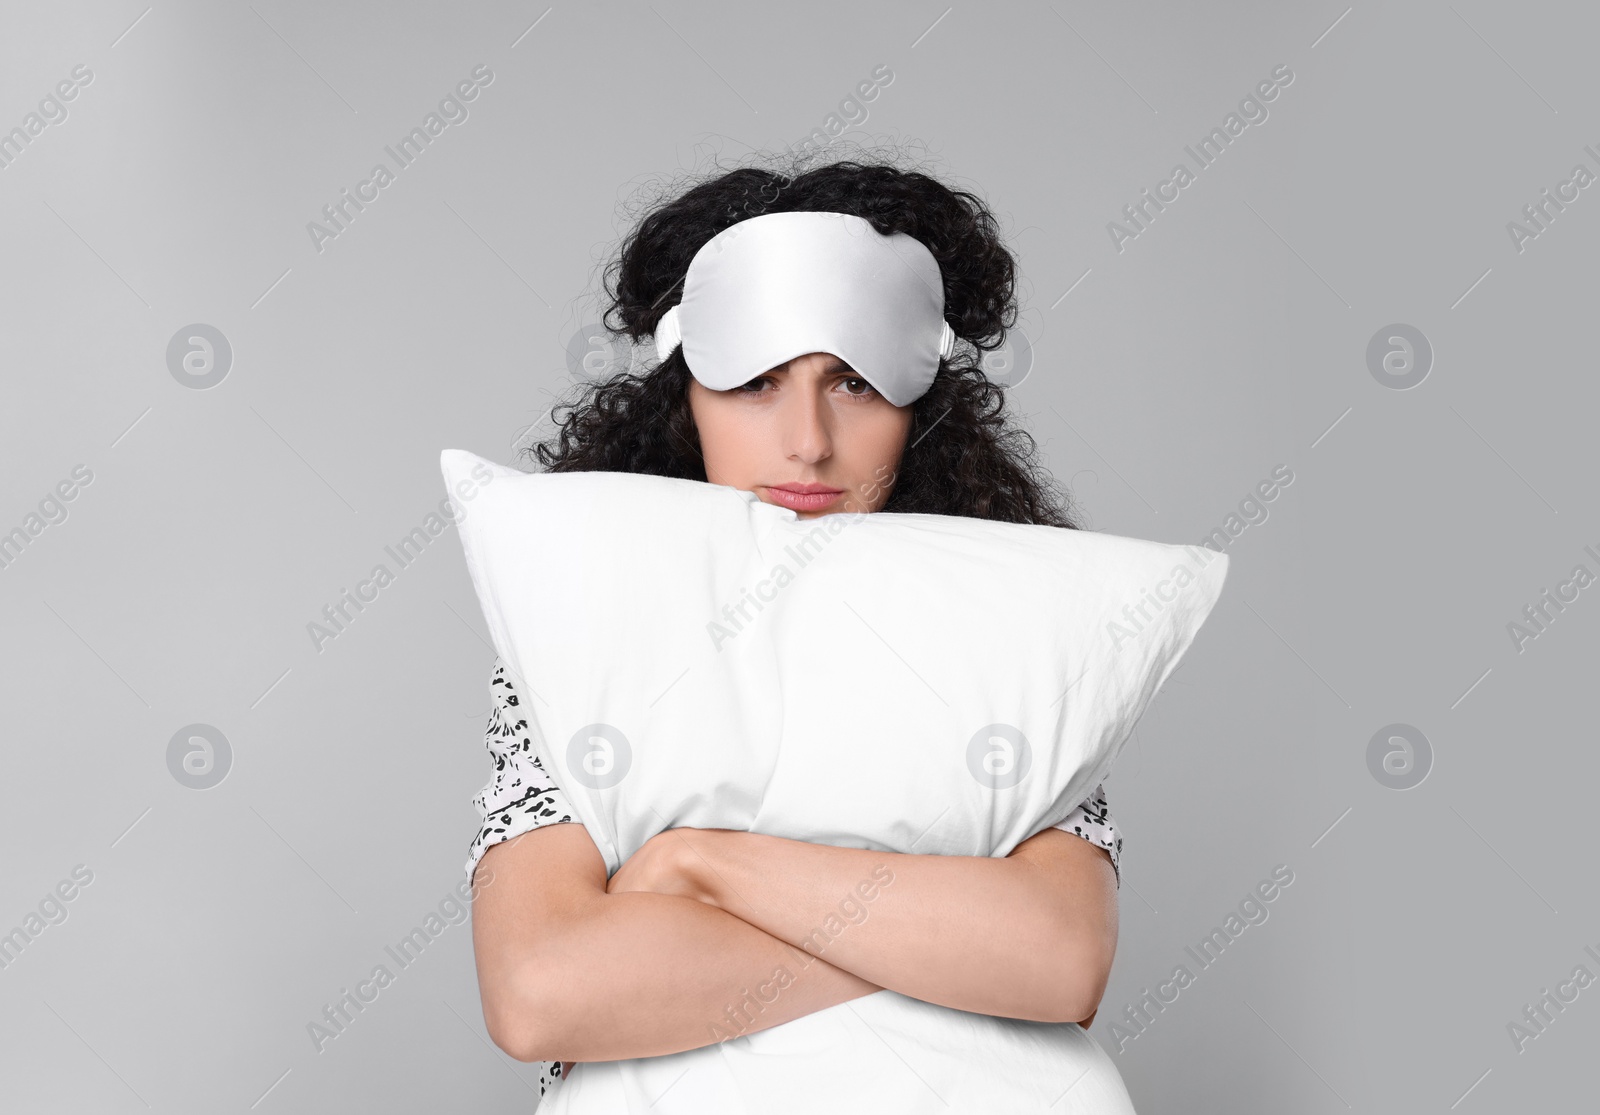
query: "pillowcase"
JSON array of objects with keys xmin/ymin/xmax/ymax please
[{"xmin": 442, "ymin": 449, "xmax": 1229, "ymax": 877}]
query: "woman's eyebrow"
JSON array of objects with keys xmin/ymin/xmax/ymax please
[{"xmin": 765, "ymin": 355, "xmax": 857, "ymax": 375}]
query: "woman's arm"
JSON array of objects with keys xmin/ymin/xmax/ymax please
[
  {"xmin": 471, "ymin": 820, "xmax": 884, "ymax": 1065},
  {"xmin": 609, "ymin": 825, "xmax": 1119, "ymax": 1025}
]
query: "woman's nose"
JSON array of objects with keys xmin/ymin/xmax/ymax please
[{"xmin": 778, "ymin": 390, "xmax": 833, "ymax": 462}]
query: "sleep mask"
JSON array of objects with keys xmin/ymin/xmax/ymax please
[{"xmin": 651, "ymin": 210, "xmax": 957, "ymax": 407}]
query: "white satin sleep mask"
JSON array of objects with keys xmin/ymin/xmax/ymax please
[{"xmin": 651, "ymin": 210, "xmax": 957, "ymax": 407}]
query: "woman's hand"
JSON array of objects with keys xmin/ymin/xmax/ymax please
[
  {"xmin": 472, "ymin": 822, "xmax": 884, "ymax": 1067},
  {"xmin": 605, "ymin": 827, "xmax": 730, "ymax": 905},
  {"xmin": 627, "ymin": 826, "xmax": 1117, "ymax": 1025},
  {"xmin": 602, "ymin": 826, "xmax": 1113, "ymax": 1024}
]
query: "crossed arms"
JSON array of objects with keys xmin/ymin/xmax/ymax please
[{"xmin": 471, "ymin": 821, "xmax": 1118, "ymax": 1065}]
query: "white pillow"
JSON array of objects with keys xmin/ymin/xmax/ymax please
[{"xmin": 442, "ymin": 449, "xmax": 1229, "ymax": 878}]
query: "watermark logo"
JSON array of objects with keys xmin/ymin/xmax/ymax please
[
  {"xmin": 0, "ymin": 464, "xmax": 94, "ymax": 573},
  {"xmin": 1506, "ymin": 149, "xmax": 1599, "ymax": 253},
  {"xmin": 1365, "ymin": 722, "xmax": 1431, "ymax": 790},
  {"xmin": 1507, "ymin": 943, "xmax": 1600, "ymax": 1053},
  {"xmin": 566, "ymin": 722, "xmax": 632, "ymax": 789},
  {"xmin": 966, "ymin": 723, "xmax": 1032, "ymax": 790},
  {"xmin": 167, "ymin": 324, "xmax": 233, "ymax": 390},
  {"xmin": 784, "ymin": 64, "xmax": 894, "ymax": 162},
  {"xmin": 980, "ymin": 324, "xmax": 1034, "ymax": 389},
  {"xmin": 1107, "ymin": 543, "xmax": 1226, "ymax": 652},
  {"xmin": 705, "ymin": 505, "xmax": 875, "ymax": 651},
  {"xmin": 306, "ymin": 64, "xmax": 494, "ymax": 253},
  {"xmin": 307, "ymin": 873, "xmax": 490, "ymax": 1053},
  {"xmin": 1199, "ymin": 464, "xmax": 1294, "ymax": 552},
  {"xmin": 1108, "ymin": 64, "xmax": 1294, "ymax": 252},
  {"xmin": 708, "ymin": 864, "xmax": 895, "ymax": 1042},
  {"xmin": 1506, "ymin": 545, "xmax": 1598, "ymax": 653},
  {"xmin": 167, "ymin": 723, "xmax": 233, "ymax": 789},
  {"xmin": 0, "ymin": 864, "xmax": 94, "ymax": 973},
  {"xmin": 0, "ymin": 63, "xmax": 93, "ymax": 172},
  {"xmin": 1108, "ymin": 864, "xmax": 1295, "ymax": 1051},
  {"xmin": 1365, "ymin": 324, "xmax": 1432, "ymax": 390},
  {"xmin": 565, "ymin": 321, "xmax": 642, "ymax": 383},
  {"xmin": 307, "ymin": 458, "xmax": 494, "ymax": 652}
]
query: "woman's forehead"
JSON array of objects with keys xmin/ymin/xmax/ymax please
[{"xmin": 765, "ymin": 352, "xmax": 856, "ymax": 374}]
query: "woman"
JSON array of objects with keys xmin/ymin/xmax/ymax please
[{"xmin": 467, "ymin": 157, "xmax": 1131, "ymax": 1110}]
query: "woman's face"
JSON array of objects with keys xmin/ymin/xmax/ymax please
[{"xmin": 688, "ymin": 351, "xmax": 914, "ymax": 517}]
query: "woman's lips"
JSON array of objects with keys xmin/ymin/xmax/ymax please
[{"xmin": 765, "ymin": 485, "xmax": 843, "ymax": 511}]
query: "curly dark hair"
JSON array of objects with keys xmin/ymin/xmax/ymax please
[{"xmin": 526, "ymin": 153, "xmax": 1086, "ymax": 530}]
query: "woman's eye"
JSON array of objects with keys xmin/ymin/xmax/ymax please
[{"xmin": 733, "ymin": 376, "xmax": 875, "ymax": 397}]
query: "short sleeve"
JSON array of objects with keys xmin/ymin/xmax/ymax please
[
  {"xmin": 463, "ymin": 657, "xmax": 578, "ymax": 887},
  {"xmin": 1052, "ymin": 783, "xmax": 1122, "ymax": 886}
]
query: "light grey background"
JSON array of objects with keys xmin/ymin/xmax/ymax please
[{"xmin": 2, "ymin": 1, "xmax": 1595, "ymax": 1111}]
